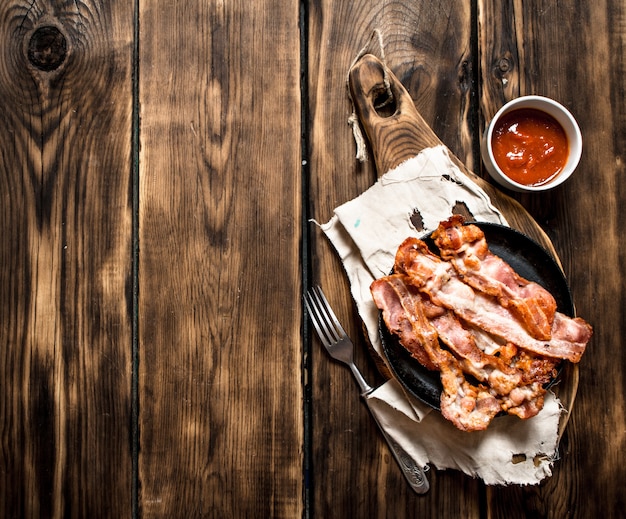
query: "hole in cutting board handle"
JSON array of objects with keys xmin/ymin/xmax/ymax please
[{"xmin": 372, "ymin": 86, "xmax": 397, "ymax": 118}]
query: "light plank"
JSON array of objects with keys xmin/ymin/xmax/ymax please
[{"xmin": 138, "ymin": 1, "xmax": 303, "ymax": 516}]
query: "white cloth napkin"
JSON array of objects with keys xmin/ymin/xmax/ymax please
[{"xmin": 319, "ymin": 145, "xmax": 563, "ymax": 485}]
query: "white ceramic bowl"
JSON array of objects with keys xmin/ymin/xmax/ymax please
[{"xmin": 480, "ymin": 95, "xmax": 582, "ymax": 192}]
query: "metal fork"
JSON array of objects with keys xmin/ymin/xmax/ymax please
[{"xmin": 304, "ymin": 285, "xmax": 430, "ymax": 494}]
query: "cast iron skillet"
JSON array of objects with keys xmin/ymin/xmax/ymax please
[{"xmin": 379, "ymin": 222, "xmax": 575, "ymax": 410}]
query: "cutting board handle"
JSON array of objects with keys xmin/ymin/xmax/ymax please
[{"xmin": 349, "ymin": 54, "xmax": 442, "ymax": 174}]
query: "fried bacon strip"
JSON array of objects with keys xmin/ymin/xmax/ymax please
[
  {"xmin": 370, "ymin": 275, "xmax": 441, "ymax": 371},
  {"xmin": 394, "ymin": 236, "xmax": 592, "ymax": 363},
  {"xmin": 439, "ymin": 359, "xmax": 502, "ymax": 432},
  {"xmin": 371, "ymin": 275, "xmax": 501, "ymax": 431},
  {"xmin": 437, "ymin": 318, "xmax": 556, "ymax": 419},
  {"xmin": 432, "ymin": 215, "xmax": 556, "ymax": 340},
  {"xmin": 373, "ymin": 275, "xmax": 553, "ymax": 422}
]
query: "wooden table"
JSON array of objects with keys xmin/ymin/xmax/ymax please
[{"xmin": 1, "ymin": 1, "xmax": 624, "ymax": 517}]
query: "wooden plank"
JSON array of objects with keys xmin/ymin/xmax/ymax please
[
  {"xmin": 0, "ymin": 1, "xmax": 134, "ymax": 517},
  {"xmin": 137, "ymin": 1, "xmax": 303, "ymax": 516},
  {"xmin": 478, "ymin": 0, "xmax": 626, "ymax": 517},
  {"xmin": 307, "ymin": 2, "xmax": 484, "ymax": 516}
]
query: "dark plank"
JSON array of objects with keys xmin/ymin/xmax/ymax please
[
  {"xmin": 137, "ymin": 1, "xmax": 303, "ymax": 517},
  {"xmin": 307, "ymin": 2, "xmax": 483, "ymax": 516},
  {"xmin": 478, "ymin": 0, "xmax": 626, "ymax": 517},
  {"xmin": 0, "ymin": 1, "xmax": 134, "ymax": 517}
]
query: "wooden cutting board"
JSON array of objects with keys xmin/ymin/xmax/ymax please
[{"xmin": 348, "ymin": 54, "xmax": 578, "ymax": 437}]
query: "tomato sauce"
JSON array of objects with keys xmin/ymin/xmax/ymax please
[{"xmin": 491, "ymin": 108, "xmax": 569, "ymax": 186}]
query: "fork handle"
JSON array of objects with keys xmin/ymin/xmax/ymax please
[{"xmin": 363, "ymin": 396, "xmax": 430, "ymax": 494}]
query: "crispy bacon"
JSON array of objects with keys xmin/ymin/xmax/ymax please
[
  {"xmin": 432, "ymin": 215, "xmax": 556, "ymax": 340},
  {"xmin": 370, "ymin": 218, "xmax": 593, "ymax": 431},
  {"xmin": 371, "ymin": 275, "xmax": 501, "ymax": 431},
  {"xmin": 429, "ymin": 307, "xmax": 552, "ymax": 419},
  {"xmin": 438, "ymin": 357, "xmax": 502, "ymax": 432},
  {"xmin": 395, "ymin": 236, "xmax": 592, "ymax": 363},
  {"xmin": 370, "ymin": 275, "xmax": 441, "ymax": 371},
  {"xmin": 433, "ymin": 312, "xmax": 517, "ymax": 390}
]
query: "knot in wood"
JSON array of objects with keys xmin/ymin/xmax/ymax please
[
  {"xmin": 497, "ymin": 58, "xmax": 511, "ymax": 73},
  {"xmin": 28, "ymin": 26, "xmax": 67, "ymax": 71}
]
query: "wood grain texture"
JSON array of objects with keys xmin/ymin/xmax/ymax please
[
  {"xmin": 137, "ymin": 1, "xmax": 303, "ymax": 517},
  {"xmin": 307, "ymin": 2, "xmax": 483, "ymax": 517},
  {"xmin": 478, "ymin": 1, "xmax": 626, "ymax": 517},
  {"xmin": 0, "ymin": 1, "xmax": 134, "ymax": 517},
  {"xmin": 0, "ymin": 0, "xmax": 623, "ymax": 516},
  {"xmin": 348, "ymin": 54, "xmax": 442, "ymax": 171}
]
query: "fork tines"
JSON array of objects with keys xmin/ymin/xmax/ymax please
[{"xmin": 304, "ymin": 285, "xmax": 346, "ymax": 345}]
